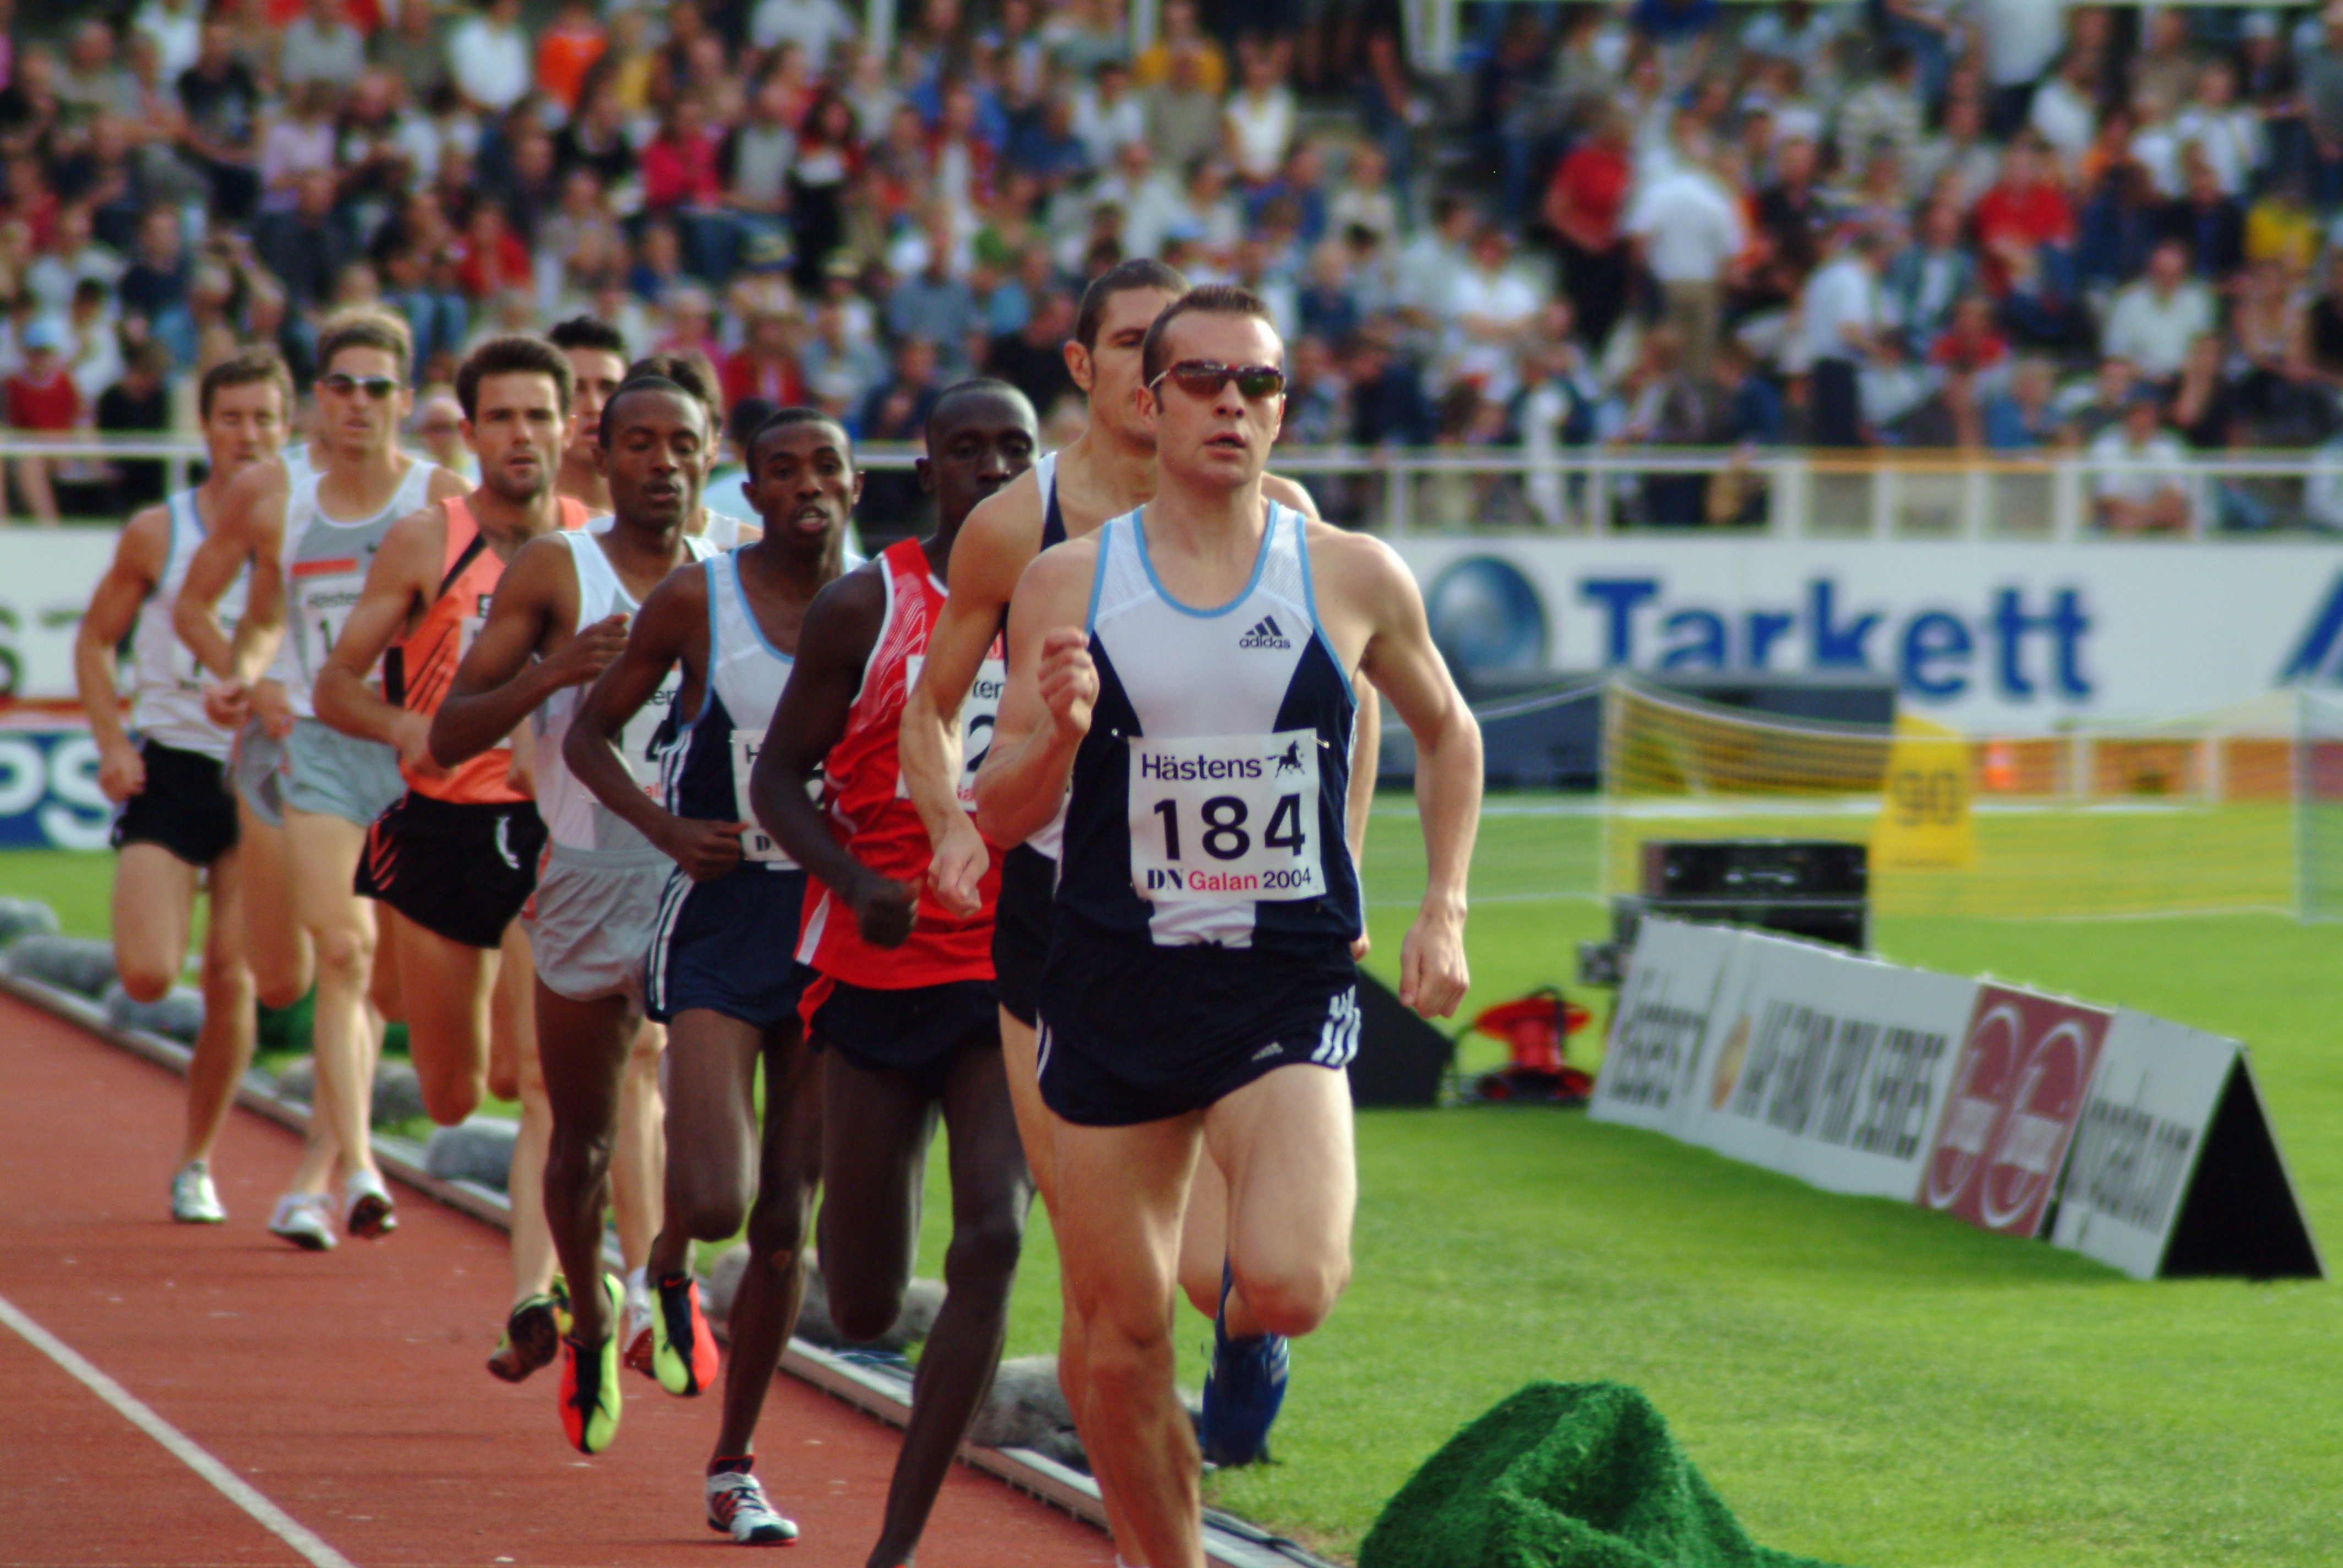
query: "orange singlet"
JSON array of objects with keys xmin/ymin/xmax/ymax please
[{"xmin": 385, "ymin": 493, "xmax": 590, "ymax": 803}]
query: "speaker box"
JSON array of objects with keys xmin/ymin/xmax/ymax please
[
  {"xmin": 1629, "ymin": 839, "xmax": 1871, "ymax": 954},
  {"xmin": 1346, "ymin": 969, "xmax": 1454, "ymax": 1108}
]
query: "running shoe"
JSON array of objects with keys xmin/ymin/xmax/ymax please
[
  {"xmin": 649, "ymin": 1271, "xmax": 718, "ymax": 1396},
  {"xmin": 623, "ymin": 1272, "xmax": 656, "ymax": 1379},
  {"xmin": 265, "ymin": 1193, "xmax": 335, "ymax": 1251},
  {"xmin": 170, "ymin": 1160, "xmax": 226, "ymax": 1224},
  {"xmin": 487, "ymin": 1292, "xmax": 565, "ymax": 1384},
  {"xmin": 344, "ymin": 1169, "xmax": 397, "ymax": 1239},
  {"xmin": 706, "ymin": 1469, "xmax": 799, "ymax": 1545},
  {"xmin": 1198, "ymin": 1265, "xmax": 1289, "ymax": 1468},
  {"xmin": 558, "ymin": 1272, "xmax": 625, "ymax": 1454}
]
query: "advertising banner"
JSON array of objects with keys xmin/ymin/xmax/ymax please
[
  {"xmin": 2048, "ymin": 1012, "xmax": 2237, "ymax": 1279},
  {"xmin": 0, "ymin": 531, "xmax": 133, "ymax": 702},
  {"xmin": 1397, "ymin": 536, "xmax": 2343, "ymax": 732},
  {"xmin": 1916, "ymin": 985, "xmax": 2110, "ymax": 1237},
  {"xmin": 1688, "ymin": 939, "xmax": 1976, "ymax": 1201},
  {"xmin": 1589, "ymin": 918, "xmax": 1743, "ymax": 1139},
  {"xmin": 0, "ymin": 718, "xmax": 111, "ymax": 850}
]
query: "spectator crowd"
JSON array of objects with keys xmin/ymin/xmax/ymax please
[{"xmin": 4, "ymin": 0, "xmax": 2343, "ymax": 531}]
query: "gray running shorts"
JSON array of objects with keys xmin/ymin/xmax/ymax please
[
  {"xmin": 282, "ymin": 717, "xmax": 406, "ymax": 829},
  {"xmin": 230, "ymin": 720, "xmax": 288, "ymax": 829},
  {"xmin": 525, "ymin": 839, "xmax": 670, "ymax": 1008}
]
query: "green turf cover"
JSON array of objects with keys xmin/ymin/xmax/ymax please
[{"xmin": 1358, "ymin": 1381, "xmax": 1845, "ymax": 1568}]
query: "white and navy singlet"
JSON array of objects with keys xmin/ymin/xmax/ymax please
[{"xmin": 131, "ymin": 487, "xmax": 243, "ymax": 760}]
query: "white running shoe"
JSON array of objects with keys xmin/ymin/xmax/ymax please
[
  {"xmin": 171, "ymin": 1160, "xmax": 226, "ymax": 1224},
  {"xmin": 344, "ymin": 1170, "xmax": 396, "ymax": 1239},
  {"xmin": 706, "ymin": 1470, "xmax": 798, "ymax": 1545},
  {"xmin": 266, "ymin": 1193, "xmax": 336, "ymax": 1251},
  {"xmin": 623, "ymin": 1276, "xmax": 656, "ymax": 1379}
]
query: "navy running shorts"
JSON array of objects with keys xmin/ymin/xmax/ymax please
[
  {"xmin": 646, "ymin": 866, "xmax": 810, "ymax": 1029},
  {"xmin": 989, "ymin": 844, "xmax": 1054, "ymax": 1028}
]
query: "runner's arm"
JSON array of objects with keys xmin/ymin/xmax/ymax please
[
  {"xmin": 1346, "ymin": 666, "xmax": 1380, "ymax": 956},
  {"xmin": 753, "ymin": 568, "xmax": 914, "ymax": 945},
  {"xmin": 901, "ymin": 490, "xmax": 1034, "ymax": 913},
  {"xmin": 973, "ymin": 543, "xmax": 1097, "ymax": 850},
  {"xmin": 432, "ymin": 536, "xmax": 614, "ymax": 766},
  {"xmin": 563, "ymin": 569, "xmax": 740, "ymax": 880},
  {"xmin": 313, "ymin": 505, "xmax": 437, "ymax": 765},
  {"xmin": 173, "ymin": 459, "xmax": 284, "ymax": 684},
  {"xmin": 1343, "ymin": 535, "xmax": 1479, "ymax": 1017},
  {"xmin": 74, "ymin": 507, "xmax": 168, "ymax": 802}
]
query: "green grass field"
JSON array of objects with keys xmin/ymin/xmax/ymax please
[{"xmin": 9, "ymin": 822, "xmax": 2342, "ymax": 1567}]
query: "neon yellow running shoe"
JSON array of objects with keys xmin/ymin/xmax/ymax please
[{"xmin": 558, "ymin": 1273, "xmax": 625, "ymax": 1453}]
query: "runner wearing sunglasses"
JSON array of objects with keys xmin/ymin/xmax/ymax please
[
  {"xmin": 177, "ymin": 309, "xmax": 469, "ymax": 1249},
  {"xmin": 897, "ymin": 260, "xmax": 1377, "ymax": 1537},
  {"xmin": 975, "ymin": 285, "xmax": 1481, "ymax": 1568}
]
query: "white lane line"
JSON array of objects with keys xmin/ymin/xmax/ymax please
[{"xmin": 0, "ymin": 1288, "xmax": 357, "ymax": 1568}]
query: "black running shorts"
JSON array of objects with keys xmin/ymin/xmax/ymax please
[
  {"xmin": 989, "ymin": 844, "xmax": 1054, "ymax": 1027},
  {"xmin": 355, "ymin": 792, "xmax": 547, "ymax": 949},
  {"xmin": 811, "ymin": 976, "xmax": 1000, "ymax": 1097},
  {"xmin": 112, "ymin": 739, "xmax": 239, "ymax": 867},
  {"xmin": 1035, "ymin": 914, "xmax": 1361, "ymax": 1128}
]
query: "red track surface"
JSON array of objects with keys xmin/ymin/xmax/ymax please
[{"xmin": 0, "ymin": 995, "xmax": 1110, "ymax": 1567}]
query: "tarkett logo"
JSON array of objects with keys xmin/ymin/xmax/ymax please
[
  {"xmin": 2276, "ymin": 570, "xmax": 2343, "ymax": 683},
  {"xmin": 1919, "ymin": 986, "xmax": 2108, "ymax": 1237}
]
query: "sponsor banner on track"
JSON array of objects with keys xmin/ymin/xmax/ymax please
[
  {"xmin": 1590, "ymin": 918, "xmax": 1743, "ymax": 1138},
  {"xmin": 1916, "ymin": 985, "xmax": 2110, "ymax": 1237},
  {"xmin": 1687, "ymin": 937, "xmax": 1975, "ymax": 1201},
  {"xmin": 2048, "ymin": 1012, "xmax": 2236, "ymax": 1280},
  {"xmin": 1394, "ymin": 536, "xmax": 2343, "ymax": 731}
]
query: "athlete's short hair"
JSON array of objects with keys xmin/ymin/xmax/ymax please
[
  {"xmin": 546, "ymin": 315, "xmax": 628, "ymax": 359},
  {"xmin": 748, "ymin": 405, "xmax": 852, "ymax": 468},
  {"xmin": 198, "ymin": 346, "xmax": 294, "ymax": 422},
  {"xmin": 598, "ymin": 374, "xmax": 705, "ymax": 447},
  {"xmin": 1074, "ymin": 257, "xmax": 1188, "ymax": 350},
  {"xmin": 925, "ymin": 377, "xmax": 1034, "ymax": 448},
  {"xmin": 454, "ymin": 335, "xmax": 576, "ymax": 420},
  {"xmin": 315, "ymin": 307, "xmax": 414, "ymax": 383},
  {"xmin": 1138, "ymin": 285, "xmax": 1281, "ymax": 388},
  {"xmin": 627, "ymin": 352, "xmax": 720, "ymax": 420}
]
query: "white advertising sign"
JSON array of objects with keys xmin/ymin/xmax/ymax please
[
  {"xmin": 2050, "ymin": 1012, "xmax": 2238, "ymax": 1280},
  {"xmin": 1590, "ymin": 918, "xmax": 1744, "ymax": 1137},
  {"xmin": 1681, "ymin": 935, "xmax": 1976, "ymax": 1200},
  {"xmin": 1395, "ymin": 536, "xmax": 2343, "ymax": 731},
  {"xmin": 0, "ymin": 531, "xmax": 131, "ymax": 701}
]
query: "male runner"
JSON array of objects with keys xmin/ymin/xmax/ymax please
[
  {"xmin": 897, "ymin": 259, "xmax": 1377, "ymax": 1488},
  {"xmin": 975, "ymin": 286, "xmax": 1481, "ymax": 1568},
  {"xmin": 177, "ymin": 308, "xmax": 467, "ymax": 1246},
  {"xmin": 754, "ymin": 380, "xmax": 1038, "ymax": 1568},
  {"xmin": 429, "ymin": 375, "xmax": 713, "ymax": 1460},
  {"xmin": 312, "ymin": 335, "xmax": 587, "ymax": 1380},
  {"xmin": 549, "ymin": 317, "xmax": 667, "ymax": 1318},
  {"xmin": 74, "ymin": 349, "xmax": 288, "ymax": 1223},
  {"xmin": 562, "ymin": 406, "xmax": 849, "ymax": 1542},
  {"xmin": 629, "ymin": 351, "xmax": 759, "ymax": 548}
]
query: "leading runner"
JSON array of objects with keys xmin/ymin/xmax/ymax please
[{"xmin": 974, "ymin": 285, "xmax": 1480, "ymax": 1568}]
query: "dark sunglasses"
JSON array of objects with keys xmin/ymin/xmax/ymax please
[
  {"xmin": 1150, "ymin": 360, "xmax": 1287, "ymax": 401},
  {"xmin": 323, "ymin": 372, "xmax": 401, "ymax": 400}
]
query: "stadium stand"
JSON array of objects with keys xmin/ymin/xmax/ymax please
[{"xmin": 0, "ymin": 2, "xmax": 2337, "ymax": 530}]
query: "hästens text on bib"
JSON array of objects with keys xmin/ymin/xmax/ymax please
[
  {"xmin": 901, "ymin": 652, "xmax": 1005, "ymax": 807},
  {"xmin": 1127, "ymin": 729, "xmax": 1323, "ymax": 901},
  {"xmin": 729, "ymin": 732, "xmax": 820, "ymax": 864},
  {"xmin": 297, "ymin": 574, "xmax": 367, "ymax": 682}
]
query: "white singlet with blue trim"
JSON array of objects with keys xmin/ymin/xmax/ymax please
[
  {"xmin": 535, "ymin": 529, "xmax": 717, "ymax": 853},
  {"xmin": 1025, "ymin": 450, "xmax": 1070, "ymax": 861},
  {"xmin": 654, "ymin": 549, "xmax": 803, "ymax": 868},
  {"xmin": 131, "ymin": 488, "xmax": 244, "ymax": 759}
]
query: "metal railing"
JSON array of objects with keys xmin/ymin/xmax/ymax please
[{"xmin": 9, "ymin": 435, "xmax": 2342, "ymax": 542}]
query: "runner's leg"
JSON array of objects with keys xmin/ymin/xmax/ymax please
[
  {"xmin": 284, "ymin": 807, "xmax": 381, "ymax": 1186},
  {"xmin": 709, "ymin": 1023, "xmax": 821, "ymax": 1460},
  {"xmin": 647, "ymin": 1008, "xmax": 765, "ymax": 1279},
  {"xmin": 536, "ymin": 981, "xmax": 640, "ymax": 1346},
  {"xmin": 1054, "ymin": 1110, "xmax": 1206, "ymax": 1568},
  {"xmin": 181, "ymin": 847, "xmax": 255, "ymax": 1168},
  {"xmin": 236, "ymin": 799, "xmax": 314, "ymax": 1009},
  {"xmin": 368, "ymin": 895, "xmax": 405, "ymax": 1025},
  {"xmin": 383, "ymin": 906, "xmax": 498, "ymax": 1126},
  {"xmin": 870, "ymin": 1039, "xmax": 1032, "ymax": 1568},
  {"xmin": 1178, "ymin": 1153, "xmax": 1264, "ymax": 1334},
  {"xmin": 611, "ymin": 1020, "xmax": 664, "ymax": 1273},
  {"xmin": 110, "ymin": 842, "xmax": 196, "ymax": 1005},
  {"xmin": 491, "ymin": 924, "xmax": 558, "ymax": 1304},
  {"xmin": 1202, "ymin": 1064, "xmax": 1356, "ymax": 1341}
]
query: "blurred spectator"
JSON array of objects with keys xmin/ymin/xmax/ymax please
[
  {"xmin": 1883, "ymin": 199, "xmax": 1976, "ymax": 352},
  {"xmin": 1859, "ymin": 330, "xmax": 1936, "ymax": 443},
  {"xmin": 176, "ymin": 19, "xmax": 261, "ymax": 223},
  {"xmin": 2162, "ymin": 149, "xmax": 2245, "ymax": 282},
  {"xmin": 1909, "ymin": 92, "xmax": 1998, "ymax": 211},
  {"xmin": 1803, "ymin": 224, "xmax": 1884, "ymax": 448},
  {"xmin": 2030, "ymin": 48, "xmax": 2101, "ymax": 181},
  {"xmin": 2174, "ymin": 61, "xmax": 2263, "ymax": 200},
  {"xmin": 2077, "ymin": 159, "xmax": 2164, "ymax": 300},
  {"xmin": 1133, "ymin": 1, "xmax": 1226, "ymax": 99},
  {"xmin": 1225, "ymin": 41, "xmax": 1297, "ymax": 189},
  {"xmin": 371, "ymin": 0, "xmax": 449, "ymax": 106},
  {"xmin": 555, "ymin": 81, "xmax": 636, "ymax": 194},
  {"xmin": 413, "ymin": 386, "xmax": 474, "ymax": 478},
  {"xmin": 2105, "ymin": 239, "xmax": 2215, "ymax": 384},
  {"xmin": 1145, "ymin": 37, "xmax": 1223, "ymax": 174},
  {"xmin": 1327, "ymin": 140, "xmax": 1398, "ymax": 253},
  {"xmin": 722, "ymin": 306, "xmax": 803, "ymax": 407},
  {"xmin": 448, "ymin": 0, "xmax": 530, "ymax": 116},
  {"xmin": 260, "ymin": 170, "xmax": 361, "ymax": 308},
  {"xmin": 261, "ymin": 86, "xmax": 339, "ymax": 213},
  {"xmin": 1542, "ymin": 106, "xmax": 1634, "ymax": 355},
  {"xmin": 27, "ymin": 205, "xmax": 123, "ymax": 321},
  {"xmin": 2131, "ymin": 10, "xmax": 2203, "ymax": 135},
  {"xmin": 1627, "ymin": 133, "xmax": 1744, "ymax": 378},
  {"xmin": 1353, "ymin": 26, "xmax": 1423, "ymax": 192},
  {"xmin": 1295, "ymin": 239, "xmax": 1359, "ymax": 347},
  {"xmin": 799, "ymin": 294, "xmax": 883, "ymax": 416},
  {"xmin": 985, "ymin": 285, "xmax": 1074, "ymax": 413},
  {"xmin": 1930, "ymin": 293, "xmax": 2009, "ymax": 390},
  {"xmin": 1442, "ymin": 224, "xmax": 1540, "ymax": 402},
  {"xmin": 653, "ymin": 283, "xmax": 724, "ymax": 366},
  {"xmin": 118, "ymin": 205, "xmax": 193, "ymax": 367},
  {"xmin": 133, "ymin": 0, "xmax": 203, "ymax": 86},
  {"xmin": 886, "ymin": 212, "xmax": 979, "ymax": 373},
  {"xmin": 1092, "ymin": 139, "xmax": 1180, "ymax": 260},
  {"xmin": 57, "ymin": 21, "xmax": 133, "ymax": 123},
  {"xmin": 1837, "ymin": 45, "xmax": 1925, "ymax": 179},
  {"xmin": 1345, "ymin": 325, "xmax": 1431, "ymax": 448},
  {"xmin": 1395, "ymin": 192, "xmax": 1473, "ymax": 329},
  {"xmin": 751, "ymin": 0, "xmax": 856, "ymax": 72},
  {"xmin": 5, "ymin": 319, "xmax": 80, "ymax": 524},
  {"xmin": 2170, "ymin": 330, "xmax": 2243, "ymax": 450},
  {"xmin": 97, "ymin": 337, "xmax": 173, "ymax": 510},
  {"xmin": 1070, "ymin": 60, "xmax": 1143, "ymax": 171},
  {"xmin": 533, "ymin": 0, "xmax": 606, "ymax": 116},
  {"xmin": 64, "ymin": 277, "xmax": 124, "ymax": 402},
  {"xmin": 282, "ymin": 0, "xmax": 367, "ymax": 92},
  {"xmin": 2089, "ymin": 389, "xmax": 2191, "ymax": 532},
  {"xmin": 1983, "ymin": 355, "xmax": 2062, "ymax": 450},
  {"xmin": 2058, "ymin": 355, "xmax": 2138, "ymax": 445},
  {"xmin": 857, "ymin": 335, "xmax": 941, "ymax": 536}
]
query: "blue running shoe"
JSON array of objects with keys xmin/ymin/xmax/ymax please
[{"xmin": 1199, "ymin": 1264, "xmax": 1288, "ymax": 1467}]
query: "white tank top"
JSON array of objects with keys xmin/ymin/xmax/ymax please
[
  {"xmin": 280, "ymin": 456, "xmax": 439, "ymax": 718},
  {"xmin": 535, "ymin": 529, "xmax": 716, "ymax": 852},
  {"xmin": 1027, "ymin": 451, "xmax": 1070, "ymax": 861},
  {"xmin": 655, "ymin": 549, "xmax": 802, "ymax": 868},
  {"xmin": 697, "ymin": 507, "xmax": 750, "ymax": 551},
  {"xmin": 131, "ymin": 488, "xmax": 243, "ymax": 759}
]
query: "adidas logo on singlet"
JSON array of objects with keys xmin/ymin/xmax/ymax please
[{"xmin": 1238, "ymin": 615, "xmax": 1291, "ymax": 650}]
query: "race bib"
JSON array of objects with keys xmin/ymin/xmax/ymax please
[
  {"xmin": 620, "ymin": 674, "xmax": 683, "ymax": 787},
  {"xmin": 1127, "ymin": 729, "xmax": 1324, "ymax": 902},
  {"xmin": 731, "ymin": 731, "xmax": 817, "ymax": 865},
  {"xmin": 900, "ymin": 651, "xmax": 1005, "ymax": 807},
  {"xmin": 171, "ymin": 609, "xmax": 239, "ymax": 690},
  {"xmin": 295, "ymin": 572, "xmax": 367, "ymax": 682}
]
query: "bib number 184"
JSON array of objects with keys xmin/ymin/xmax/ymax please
[{"xmin": 1129, "ymin": 730, "xmax": 1323, "ymax": 901}]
